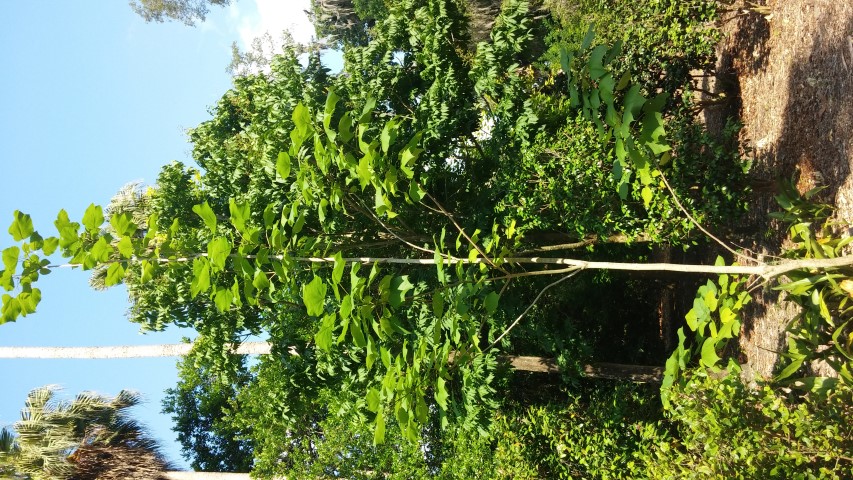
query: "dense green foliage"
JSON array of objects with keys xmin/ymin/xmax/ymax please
[
  {"xmin": 647, "ymin": 370, "xmax": 853, "ymax": 479},
  {"xmin": 162, "ymin": 349, "xmax": 254, "ymax": 472},
  {"xmin": 3, "ymin": 0, "xmax": 849, "ymax": 477}
]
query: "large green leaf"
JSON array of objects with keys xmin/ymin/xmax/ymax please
[
  {"xmin": 8, "ymin": 211, "xmax": 34, "ymax": 241},
  {"xmin": 191, "ymin": 257, "xmax": 211, "ymax": 298},
  {"xmin": 214, "ymin": 286, "xmax": 234, "ymax": 312},
  {"xmin": 380, "ymin": 119, "xmax": 397, "ymax": 153},
  {"xmin": 81, "ymin": 204, "xmax": 104, "ymax": 233},
  {"xmin": 303, "ymin": 275, "xmax": 327, "ymax": 316},
  {"xmin": 315, "ymin": 313, "xmax": 336, "ymax": 352},
  {"xmin": 332, "ymin": 252, "xmax": 345, "ymax": 285},
  {"xmin": 192, "ymin": 202, "xmax": 218, "ymax": 234},
  {"xmin": 323, "ymin": 89, "xmax": 340, "ymax": 129},
  {"xmin": 117, "ymin": 237, "xmax": 134, "ymax": 259},
  {"xmin": 699, "ymin": 338, "xmax": 721, "ymax": 368},
  {"xmin": 373, "ymin": 411, "xmax": 386, "ymax": 445},
  {"xmin": 207, "ymin": 237, "xmax": 231, "ymax": 272},
  {"xmin": 435, "ymin": 377, "xmax": 449, "ymax": 411},
  {"xmin": 104, "ymin": 262, "xmax": 126, "ymax": 287},
  {"xmin": 109, "ymin": 212, "xmax": 136, "ymax": 237},
  {"xmin": 292, "ymin": 102, "xmax": 311, "ymax": 142},
  {"xmin": 2, "ymin": 247, "xmax": 19, "ymax": 272},
  {"xmin": 229, "ymin": 199, "xmax": 250, "ymax": 234},
  {"xmin": 276, "ymin": 151, "xmax": 291, "ymax": 181}
]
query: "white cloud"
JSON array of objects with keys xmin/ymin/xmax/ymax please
[{"xmin": 236, "ymin": 0, "xmax": 314, "ymax": 50}]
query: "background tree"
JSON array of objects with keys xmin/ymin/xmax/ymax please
[
  {"xmin": 129, "ymin": 0, "xmax": 233, "ymax": 26},
  {"xmin": 161, "ymin": 352, "xmax": 253, "ymax": 473}
]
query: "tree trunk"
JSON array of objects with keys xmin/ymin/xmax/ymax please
[
  {"xmin": 0, "ymin": 342, "xmax": 271, "ymax": 359},
  {"xmin": 0, "ymin": 343, "xmax": 662, "ymax": 383}
]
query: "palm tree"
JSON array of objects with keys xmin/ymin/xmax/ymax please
[
  {"xmin": 3, "ymin": 387, "xmax": 251, "ymax": 480},
  {"xmin": 0, "ymin": 426, "xmax": 23, "ymax": 478},
  {"xmin": 5, "ymin": 386, "xmax": 173, "ymax": 480}
]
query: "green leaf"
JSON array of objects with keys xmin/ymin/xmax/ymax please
[
  {"xmin": 641, "ymin": 186, "xmax": 653, "ymax": 209},
  {"xmin": 395, "ymin": 405, "xmax": 409, "ymax": 430},
  {"xmin": 373, "ymin": 411, "xmax": 386, "ymax": 445},
  {"xmin": 117, "ymin": 237, "xmax": 134, "ymax": 259},
  {"xmin": 351, "ymin": 319, "xmax": 367, "ymax": 348},
  {"xmin": 2, "ymin": 247, "xmax": 19, "ymax": 272},
  {"xmin": 323, "ymin": 89, "xmax": 340, "ymax": 128},
  {"xmin": 332, "ymin": 252, "xmax": 345, "ymax": 285},
  {"xmin": 276, "ymin": 151, "xmax": 291, "ymax": 181},
  {"xmin": 191, "ymin": 257, "xmax": 211, "ymax": 298},
  {"xmin": 262, "ymin": 205, "xmax": 276, "ymax": 230},
  {"xmin": 8, "ymin": 211, "xmax": 34, "ymax": 241},
  {"xmin": 359, "ymin": 97, "xmax": 376, "ymax": 124},
  {"xmin": 339, "ymin": 112, "xmax": 353, "ymax": 143},
  {"xmin": 292, "ymin": 102, "xmax": 311, "ymax": 141},
  {"xmin": 229, "ymin": 199, "xmax": 250, "ymax": 234},
  {"xmin": 366, "ymin": 388, "xmax": 380, "ymax": 413},
  {"xmin": 700, "ymin": 338, "xmax": 721, "ymax": 368},
  {"xmin": 623, "ymin": 84, "xmax": 645, "ymax": 119},
  {"xmin": 207, "ymin": 237, "xmax": 231, "ymax": 273},
  {"xmin": 484, "ymin": 291, "xmax": 499, "ymax": 314},
  {"xmin": 303, "ymin": 276, "xmax": 327, "ymax": 316},
  {"xmin": 416, "ymin": 394, "xmax": 428, "ymax": 424},
  {"xmin": 604, "ymin": 40, "xmax": 622, "ymax": 65},
  {"xmin": 252, "ymin": 269, "xmax": 270, "ymax": 291},
  {"xmin": 109, "ymin": 212, "xmax": 135, "ymax": 237},
  {"xmin": 432, "ymin": 292, "xmax": 445, "ymax": 318},
  {"xmin": 580, "ymin": 25, "xmax": 595, "ymax": 50},
  {"xmin": 192, "ymin": 202, "xmax": 218, "ymax": 234},
  {"xmin": 42, "ymin": 237, "xmax": 59, "ymax": 256},
  {"xmin": 408, "ymin": 181, "xmax": 425, "ymax": 202},
  {"xmin": 357, "ymin": 154, "xmax": 373, "ymax": 191},
  {"xmin": 389, "ymin": 275, "xmax": 414, "ymax": 308},
  {"xmin": 559, "ymin": 47, "xmax": 571, "ymax": 74},
  {"xmin": 380, "ymin": 345, "xmax": 391, "ymax": 368},
  {"xmin": 380, "ymin": 119, "xmax": 397, "ymax": 153},
  {"xmin": 140, "ymin": 260, "xmax": 154, "ymax": 283},
  {"xmin": 214, "ymin": 286, "xmax": 234, "ymax": 312},
  {"xmin": 616, "ymin": 72, "xmax": 631, "ymax": 91},
  {"xmin": 776, "ymin": 352, "xmax": 807, "ymax": 381},
  {"xmin": 435, "ymin": 377, "xmax": 449, "ymax": 411},
  {"xmin": 340, "ymin": 294, "xmax": 353, "ymax": 319},
  {"xmin": 315, "ymin": 313, "xmax": 336, "ymax": 352},
  {"xmin": 617, "ymin": 180, "xmax": 630, "ymax": 200},
  {"xmin": 88, "ymin": 237, "xmax": 112, "ymax": 265},
  {"xmin": 18, "ymin": 288, "xmax": 40, "ymax": 315},
  {"xmin": 104, "ymin": 262, "xmax": 125, "ymax": 287},
  {"xmin": 82, "ymin": 204, "xmax": 104, "ymax": 233},
  {"xmin": 2, "ymin": 294, "xmax": 21, "ymax": 323},
  {"xmin": 588, "ymin": 45, "xmax": 607, "ymax": 79}
]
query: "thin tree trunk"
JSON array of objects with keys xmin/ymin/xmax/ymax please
[
  {"xmin": 0, "ymin": 342, "xmax": 272, "ymax": 359},
  {"xmin": 0, "ymin": 343, "xmax": 662, "ymax": 383}
]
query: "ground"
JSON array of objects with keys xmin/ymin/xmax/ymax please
[{"xmin": 702, "ymin": 0, "xmax": 853, "ymax": 380}]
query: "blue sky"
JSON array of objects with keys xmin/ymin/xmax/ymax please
[{"xmin": 0, "ymin": 0, "xmax": 313, "ymax": 469}]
